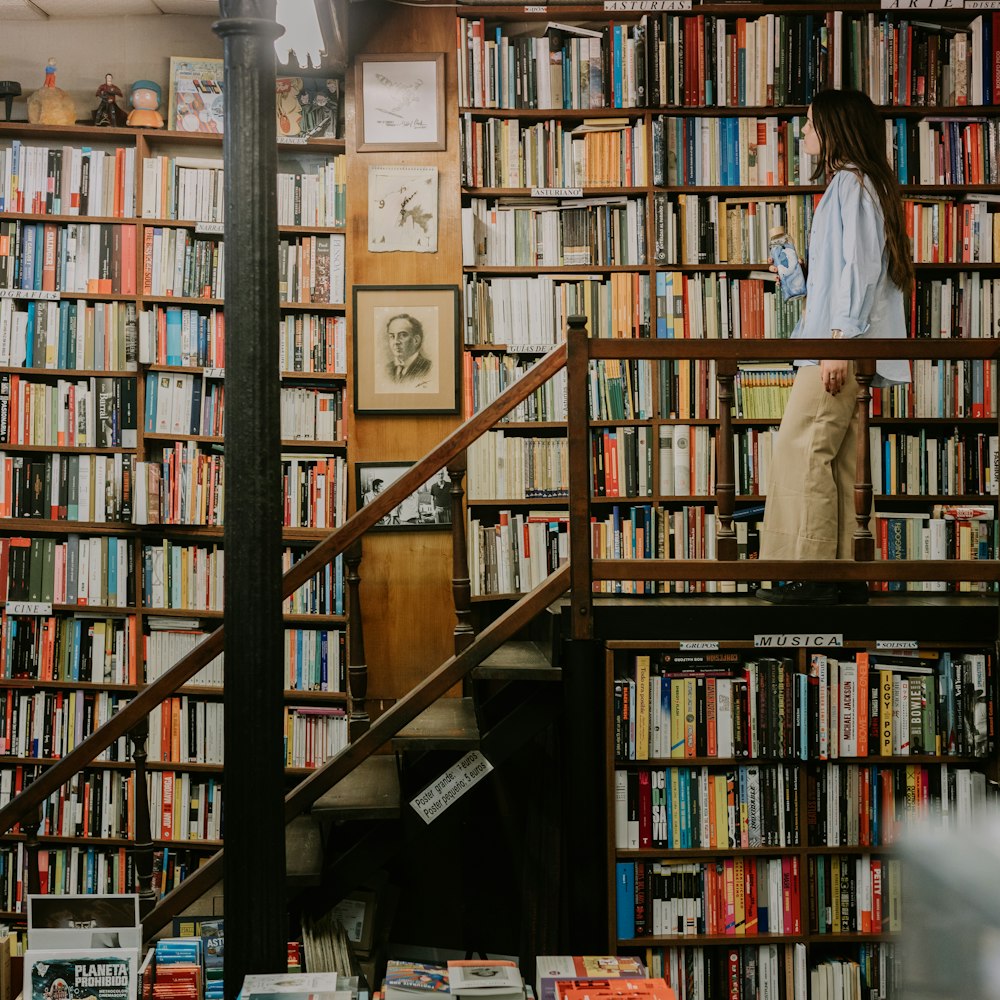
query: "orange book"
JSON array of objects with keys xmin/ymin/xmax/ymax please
[
  {"xmin": 161, "ymin": 770, "xmax": 175, "ymax": 839},
  {"xmin": 856, "ymin": 650, "xmax": 870, "ymax": 757},
  {"xmin": 41, "ymin": 223, "xmax": 58, "ymax": 292}
]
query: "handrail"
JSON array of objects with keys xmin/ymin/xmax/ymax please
[
  {"xmin": 0, "ymin": 343, "xmax": 568, "ymax": 839},
  {"xmin": 141, "ymin": 564, "xmax": 572, "ymax": 934}
]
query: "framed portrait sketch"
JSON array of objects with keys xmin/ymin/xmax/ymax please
[
  {"xmin": 353, "ymin": 285, "xmax": 459, "ymax": 415},
  {"xmin": 357, "ymin": 462, "xmax": 452, "ymax": 531},
  {"xmin": 168, "ymin": 56, "xmax": 225, "ymax": 133},
  {"xmin": 355, "ymin": 53, "xmax": 446, "ymax": 151}
]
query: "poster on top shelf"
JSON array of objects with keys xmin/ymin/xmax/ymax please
[
  {"xmin": 168, "ymin": 56, "xmax": 225, "ymax": 134},
  {"xmin": 276, "ymin": 77, "xmax": 340, "ymax": 138}
]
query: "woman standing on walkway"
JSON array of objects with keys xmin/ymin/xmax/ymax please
[{"xmin": 756, "ymin": 89, "xmax": 913, "ymax": 605}]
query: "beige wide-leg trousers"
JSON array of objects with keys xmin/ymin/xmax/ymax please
[{"xmin": 760, "ymin": 362, "xmax": 861, "ymax": 561}]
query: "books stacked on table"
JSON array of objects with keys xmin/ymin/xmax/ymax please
[
  {"xmin": 153, "ymin": 938, "xmax": 202, "ymax": 1000},
  {"xmin": 447, "ymin": 961, "xmax": 524, "ymax": 1000},
  {"xmin": 241, "ymin": 971, "xmax": 357, "ymax": 1000},
  {"xmin": 535, "ymin": 956, "xmax": 675, "ymax": 1000},
  {"xmin": 383, "ymin": 961, "xmax": 449, "ymax": 1000}
]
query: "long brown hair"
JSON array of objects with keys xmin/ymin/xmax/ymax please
[{"xmin": 810, "ymin": 88, "xmax": 913, "ymax": 296}]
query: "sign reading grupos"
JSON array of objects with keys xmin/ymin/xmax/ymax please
[{"xmin": 410, "ymin": 751, "xmax": 494, "ymax": 824}]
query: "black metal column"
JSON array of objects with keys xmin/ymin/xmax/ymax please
[{"xmin": 215, "ymin": 3, "xmax": 286, "ymax": 996}]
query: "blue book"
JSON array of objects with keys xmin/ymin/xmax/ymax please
[
  {"xmin": 70, "ymin": 618, "xmax": 82, "ymax": 680},
  {"xmin": 144, "ymin": 372, "xmax": 158, "ymax": 431},
  {"xmin": 613, "ymin": 25, "xmax": 623, "ymax": 109},
  {"xmin": 24, "ymin": 301, "xmax": 35, "ymax": 367},
  {"xmin": 678, "ymin": 768, "xmax": 690, "ymax": 848},
  {"xmin": 320, "ymin": 629, "xmax": 328, "ymax": 690},
  {"xmin": 615, "ymin": 862, "xmax": 635, "ymax": 940},
  {"xmin": 334, "ymin": 553, "xmax": 344, "ymax": 614},
  {"xmin": 165, "ymin": 307, "xmax": 183, "ymax": 365},
  {"xmin": 57, "ymin": 300, "xmax": 70, "ymax": 370}
]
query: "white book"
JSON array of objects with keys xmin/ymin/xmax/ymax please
[
  {"xmin": 716, "ymin": 678, "xmax": 733, "ymax": 759},
  {"xmin": 839, "ymin": 659, "xmax": 858, "ymax": 758},
  {"xmin": 614, "ymin": 769, "xmax": 628, "ymax": 849},
  {"xmin": 672, "ymin": 424, "xmax": 690, "ymax": 495}
]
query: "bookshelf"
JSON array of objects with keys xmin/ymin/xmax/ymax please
[
  {"xmin": 0, "ymin": 118, "xmax": 348, "ymax": 909},
  {"xmin": 606, "ymin": 638, "xmax": 996, "ymax": 998},
  {"xmin": 455, "ymin": 5, "xmax": 1000, "ymax": 601}
]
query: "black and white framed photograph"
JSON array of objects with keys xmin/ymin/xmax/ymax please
[
  {"xmin": 357, "ymin": 462, "xmax": 452, "ymax": 531},
  {"xmin": 353, "ymin": 285, "xmax": 460, "ymax": 415}
]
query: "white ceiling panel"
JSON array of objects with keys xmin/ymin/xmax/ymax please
[
  {"xmin": 0, "ymin": 0, "xmax": 47, "ymax": 19},
  {"xmin": 156, "ymin": 0, "xmax": 220, "ymax": 13},
  {"xmin": 32, "ymin": 0, "xmax": 162, "ymax": 13}
]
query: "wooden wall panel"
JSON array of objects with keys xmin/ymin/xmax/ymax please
[{"xmin": 347, "ymin": 2, "xmax": 463, "ymax": 703}]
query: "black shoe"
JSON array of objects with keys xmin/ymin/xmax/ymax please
[
  {"xmin": 838, "ymin": 581, "xmax": 870, "ymax": 604},
  {"xmin": 754, "ymin": 581, "xmax": 839, "ymax": 605}
]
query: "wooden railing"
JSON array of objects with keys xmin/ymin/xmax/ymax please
[{"xmin": 2, "ymin": 323, "xmax": 998, "ymax": 938}]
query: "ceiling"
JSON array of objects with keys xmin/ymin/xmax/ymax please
[{"xmin": 0, "ymin": 0, "xmax": 218, "ymax": 16}]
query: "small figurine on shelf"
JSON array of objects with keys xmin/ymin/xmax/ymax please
[
  {"xmin": 93, "ymin": 73, "xmax": 128, "ymax": 127},
  {"xmin": 127, "ymin": 80, "xmax": 164, "ymax": 129},
  {"xmin": 26, "ymin": 57, "xmax": 76, "ymax": 126}
]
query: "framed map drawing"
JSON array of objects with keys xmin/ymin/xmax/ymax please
[
  {"xmin": 353, "ymin": 284, "xmax": 459, "ymax": 415},
  {"xmin": 355, "ymin": 53, "xmax": 445, "ymax": 151},
  {"xmin": 168, "ymin": 56, "xmax": 225, "ymax": 134},
  {"xmin": 368, "ymin": 166, "xmax": 438, "ymax": 253}
]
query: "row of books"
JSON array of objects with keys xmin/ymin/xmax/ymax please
[
  {"xmin": 733, "ymin": 428, "xmax": 774, "ymax": 498},
  {"xmin": 592, "ymin": 425, "xmax": 659, "ymax": 499},
  {"xmin": 655, "ymin": 270, "xmax": 801, "ymax": 341},
  {"xmin": 653, "ymin": 115, "xmax": 814, "ymax": 188},
  {"xmin": 148, "ymin": 769, "xmax": 222, "ymax": 842},
  {"xmin": 873, "ymin": 358, "xmax": 996, "ymax": 419},
  {"xmin": 872, "ymin": 430, "xmax": 998, "ymax": 497},
  {"xmin": 467, "ymin": 431, "xmax": 568, "ymax": 500},
  {"xmin": 0, "ymin": 220, "xmax": 138, "ymax": 296},
  {"xmin": 808, "ymin": 854, "xmax": 902, "ymax": 937},
  {"xmin": 459, "ymin": 115, "xmax": 649, "ymax": 189},
  {"xmin": 150, "ymin": 625, "xmax": 344, "ymax": 693},
  {"xmin": 891, "ymin": 117, "xmax": 1000, "ymax": 186},
  {"xmin": 467, "ymin": 509, "xmax": 568, "ymax": 598},
  {"xmin": 283, "ymin": 704, "xmax": 347, "ymax": 769},
  {"xmin": 144, "ymin": 372, "xmax": 225, "ymax": 439},
  {"xmin": 32, "ymin": 766, "xmax": 134, "ymax": 839},
  {"xmin": 811, "ymin": 762, "xmax": 988, "ymax": 847},
  {"xmin": 148, "ymin": 695, "xmax": 224, "ymax": 764},
  {"xmin": 615, "ymin": 764, "xmax": 802, "ymax": 851},
  {"xmin": 458, "ymin": 13, "xmax": 991, "ymax": 112},
  {"xmin": 661, "ymin": 193, "xmax": 813, "ymax": 268},
  {"xmin": 138, "ymin": 309, "xmax": 345, "ymax": 375},
  {"xmin": 134, "ymin": 446, "xmax": 222, "ymax": 526},
  {"xmin": 140, "ymin": 542, "xmax": 345, "ymax": 615},
  {"xmin": 1, "ymin": 533, "xmax": 135, "ymax": 606},
  {"xmin": 462, "ymin": 196, "xmax": 647, "ymax": 267},
  {"xmin": 1, "ymin": 613, "xmax": 135, "ymax": 684},
  {"xmin": 280, "ymin": 385, "xmax": 344, "ymax": 442},
  {"xmin": 143, "ymin": 623, "xmax": 222, "ymax": 688},
  {"xmin": 463, "ymin": 272, "xmax": 651, "ymax": 346},
  {"xmin": 0, "ymin": 687, "xmax": 131, "ymax": 760},
  {"xmin": 141, "ymin": 541, "xmax": 224, "ymax": 612},
  {"xmin": 616, "ymin": 855, "xmax": 807, "ymax": 940},
  {"xmin": 464, "ymin": 353, "xmax": 568, "ymax": 422},
  {"xmin": 0, "ymin": 844, "xmax": 136, "ymax": 913},
  {"xmin": 141, "ymin": 227, "xmax": 224, "ymax": 299},
  {"xmin": 0, "ymin": 141, "xmax": 137, "ymax": 217},
  {"xmin": 277, "ymin": 234, "xmax": 346, "ymax": 305},
  {"xmin": 1, "ymin": 372, "xmax": 137, "ymax": 447},
  {"xmin": 615, "ymin": 648, "xmax": 993, "ymax": 762},
  {"xmin": 0, "ymin": 298, "xmax": 138, "ymax": 372},
  {"xmin": 644, "ymin": 943, "xmax": 896, "ymax": 1000},
  {"xmin": 140, "ymin": 154, "xmax": 348, "ymax": 228}
]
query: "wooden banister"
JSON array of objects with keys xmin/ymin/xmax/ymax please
[
  {"xmin": 345, "ymin": 540, "xmax": 369, "ymax": 741},
  {"xmin": 853, "ymin": 359, "xmax": 876, "ymax": 562},
  {"xmin": 141, "ymin": 564, "xmax": 572, "ymax": 935},
  {"xmin": 715, "ymin": 358, "xmax": 738, "ymax": 561},
  {"xmin": 448, "ymin": 455, "xmax": 475, "ymax": 657}
]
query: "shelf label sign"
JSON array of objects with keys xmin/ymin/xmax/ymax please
[
  {"xmin": 881, "ymin": 0, "xmax": 962, "ymax": 6},
  {"xmin": 605, "ymin": 0, "xmax": 692, "ymax": 9},
  {"xmin": 410, "ymin": 750, "xmax": 494, "ymax": 824},
  {"xmin": 277, "ymin": 136, "xmax": 309, "ymax": 145},
  {"xmin": 6, "ymin": 602, "xmax": 53, "ymax": 616},
  {"xmin": 0, "ymin": 288, "xmax": 58, "ymax": 301},
  {"xmin": 755, "ymin": 633, "xmax": 843, "ymax": 648},
  {"xmin": 876, "ymin": 640, "xmax": 919, "ymax": 650},
  {"xmin": 195, "ymin": 222, "xmax": 225, "ymax": 236},
  {"xmin": 524, "ymin": 5, "xmax": 547, "ymax": 11},
  {"xmin": 203, "ymin": 367, "xmax": 225, "ymax": 379},
  {"xmin": 680, "ymin": 641, "xmax": 719, "ymax": 651},
  {"xmin": 967, "ymin": 1, "xmax": 1000, "ymax": 7},
  {"xmin": 532, "ymin": 187, "xmax": 583, "ymax": 198}
]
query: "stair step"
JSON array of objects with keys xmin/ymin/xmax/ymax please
[
  {"xmin": 311, "ymin": 754, "xmax": 401, "ymax": 822},
  {"xmin": 472, "ymin": 640, "xmax": 561, "ymax": 681},
  {"xmin": 285, "ymin": 815, "xmax": 324, "ymax": 885},
  {"xmin": 393, "ymin": 697, "xmax": 480, "ymax": 750}
]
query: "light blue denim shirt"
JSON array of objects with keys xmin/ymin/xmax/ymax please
[{"xmin": 793, "ymin": 168, "xmax": 911, "ymax": 385}]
